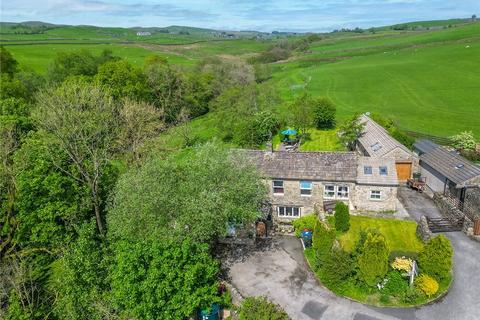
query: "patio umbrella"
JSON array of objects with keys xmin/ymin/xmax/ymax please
[{"xmin": 281, "ymin": 128, "xmax": 297, "ymax": 136}]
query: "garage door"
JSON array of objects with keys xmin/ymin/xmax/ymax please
[{"xmin": 396, "ymin": 162, "xmax": 412, "ymax": 181}]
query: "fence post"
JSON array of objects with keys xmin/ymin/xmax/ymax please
[{"xmin": 474, "ymin": 219, "xmax": 480, "ymax": 236}]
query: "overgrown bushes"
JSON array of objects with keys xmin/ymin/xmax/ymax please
[
  {"xmin": 292, "ymin": 214, "xmax": 317, "ymax": 237},
  {"xmin": 237, "ymin": 297, "xmax": 290, "ymax": 320}
]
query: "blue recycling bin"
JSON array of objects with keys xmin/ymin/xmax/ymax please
[
  {"xmin": 301, "ymin": 230, "xmax": 313, "ymax": 248},
  {"xmin": 198, "ymin": 303, "xmax": 220, "ymax": 320}
]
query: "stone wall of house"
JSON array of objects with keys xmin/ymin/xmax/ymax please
[
  {"xmin": 352, "ymin": 185, "xmax": 397, "ymax": 212},
  {"xmin": 266, "ymin": 178, "xmax": 397, "ymax": 226},
  {"xmin": 267, "ymin": 179, "xmax": 355, "ymax": 225}
]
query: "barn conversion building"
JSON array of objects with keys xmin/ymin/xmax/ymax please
[{"xmin": 357, "ymin": 114, "xmax": 415, "ymax": 182}]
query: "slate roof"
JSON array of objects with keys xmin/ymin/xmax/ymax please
[
  {"xmin": 358, "ymin": 115, "xmax": 411, "ymax": 158},
  {"xmin": 356, "ymin": 157, "xmax": 399, "ymax": 186},
  {"xmin": 413, "ymin": 139, "xmax": 439, "ymax": 155},
  {"xmin": 237, "ymin": 150, "xmax": 398, "ymax": 186},
  {"xmin": 238, "ymin": 150, "xmax": 358, "ymax": 182},
  {"xmin": 420, "ymin": 146, "xmax": 480, "ymax": 186}
]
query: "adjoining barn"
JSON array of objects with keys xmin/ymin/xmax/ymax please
[
  {"xmin": 357, "ymin": 114, "xmax": 415, "ymax": 182},
  {"xmin": 413, "ymin": 139, "xmax": 480, "ymax": 204}
]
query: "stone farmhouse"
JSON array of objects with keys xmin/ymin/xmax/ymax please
[{"xmin": 241, "ymin": 149, "xmax": 399, "ymax": 226}]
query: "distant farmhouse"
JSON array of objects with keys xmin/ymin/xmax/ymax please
[{"xmin": 136, "ymin": 31, "xmax": 151, "ymax": 36}]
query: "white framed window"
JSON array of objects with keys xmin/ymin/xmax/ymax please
[
  {"xmin": 278, "ymin": 206, "xmax": 301, "ymax": 218},
  {"xmin": 364, "ymin": 166, "xmax": 372, "ymax": 175},
  {"xmin": 324, "ymin": 185, "xmax": 335, "ymax": 199},
  {"xmin": 273, "ymin": 180, "xmax": 284, "ymax": 195},
  {"xmin": 337, "ymin": 186, "xmax": 349, "ymax": 199},
  {"xmin": 370, "ymin": 190, "xmax": 382, "ymax": 200},
  {"xmin": 379, "ymin": 166, "xmax": 388, "ymax": 176},
  {"xmin": 300, "ymin": 181, "xmax": 312, "ymax": 196}
]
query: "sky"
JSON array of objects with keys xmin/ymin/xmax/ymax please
[{"xmin": 1, "ymin": 0, "xmax": 479, "ymax": 32}]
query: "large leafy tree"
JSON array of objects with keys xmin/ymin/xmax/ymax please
[
  {"xmin": 339, "ymin": 113, "xmax": 365, "ymax": 151},
  {"xmin": 108, "ymin": 141, "xmax": 267, "ymax": 243},
  {"xmin": 49, "ymin": 222, "xmax": 108, "ymax": 320},
  {"xmin": 13, "ymin": 133, "xmax": 90, "ymax": 251},
  {"xmin": 110, "ymin": 239, "xmax": 219, "ymax": 320},
  {"xmin": 313, "ymin": 97, "xmax": 336, "ymax": 129},
  {"xmin": 0, "ymin": 47, "xmax": 18, "ymax": 76},
  {"xmin": 47, "ymin": 49, "xmax": 118, "ymax": 83},
  {"xmin": 144, "ymin": 58, "xmax": 186, "ymax": 123},
  {"xmin": 94, "ymin": 60, "xmax": 151, "ymax": 101},
  {"xmin": 289, "ymin": 93, "xmax": 313, "ymax": 136},
  {"xmin": 33, "ymin": 79, "xmax": 119, "ymax": 235}
]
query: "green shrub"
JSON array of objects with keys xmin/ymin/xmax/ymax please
[
  {"xmin": 381, "ymin": 271, "xmax": 409, "ymax": 296},
  {"xmin": 321, "ymin": 248, "xmax": 355, "ymax": 288},
  {"xmin": 312, "ymin": 220, "xmax": 335, "ymax": 269},
  {"xmin": 403, "ymin": 287, "xmax": 423, "ymax": 304},
  {"xmin": 418, "ymin": 235, "xmax": 453, "ymax": 281},
  {"xmin": 292, "ymin": 214, "xmax": 317, "ymax": 237},
  {"xmin": 238, "ymin": 296, "xmax": 290, "ymax": 320},
  {"xmin": 313, "ymin": 97, "xmax": 336, "ymax": 129},
  {"xmin": 380, "ymin": 294, "xmax": 390, "ymax": 304},
  {"xmin": 334, "ymin": 202, "xmax": 350, "ymax": 232},
  {"xmin": 357, "ymin": 232, "xmax": 390, "ymax": 286},
  {"xmin": 415, "ymin": 274, "xmax": 439, "ymax": 297}
]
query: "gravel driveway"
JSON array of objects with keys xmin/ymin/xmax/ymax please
[{"xmin": 227, "ymin": 188, "xmax": 480, "ymax": 320}]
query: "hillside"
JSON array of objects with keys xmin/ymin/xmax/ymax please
[{"xmin": 2, "ymin": 19, "xmax": 479, "ymax": 139}]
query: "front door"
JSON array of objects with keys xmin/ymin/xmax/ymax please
[{"xmin": 396, "ymin": 162, "xmax": 412, "ymax": 182}]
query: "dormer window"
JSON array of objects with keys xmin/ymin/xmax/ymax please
[
  {"xmin": 364, "ymin": 166, "xmax": 372, "ymax": 175},
  {"xmin": 379, "ymin": 166, "xmax": 388, "ymax": 175}
]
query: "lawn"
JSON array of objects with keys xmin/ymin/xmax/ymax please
[
  {"xmin": 337, "ymin": 215, "xmax": 424, "ymax": 253},
  {"xmin": 299, "ymin": 128, "xmax": 345, "ymax": 151}
]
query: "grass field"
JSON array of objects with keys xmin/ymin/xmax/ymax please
[
  {"xmin": 337, "ymin": 216, "xmax": 424, "ymax": 253},
  {"xmin": 3, "ymin": 20, "xmax": 480, "ymax": 141}
]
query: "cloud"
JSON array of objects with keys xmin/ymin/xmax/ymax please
[{"xmin": 1, "ymin": 0, "xmax": 479, "ymax": 31}]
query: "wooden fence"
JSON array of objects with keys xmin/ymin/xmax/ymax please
[{"xmin": 403, "ymin": 130, "xmax": 453, "ymax": 146}]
